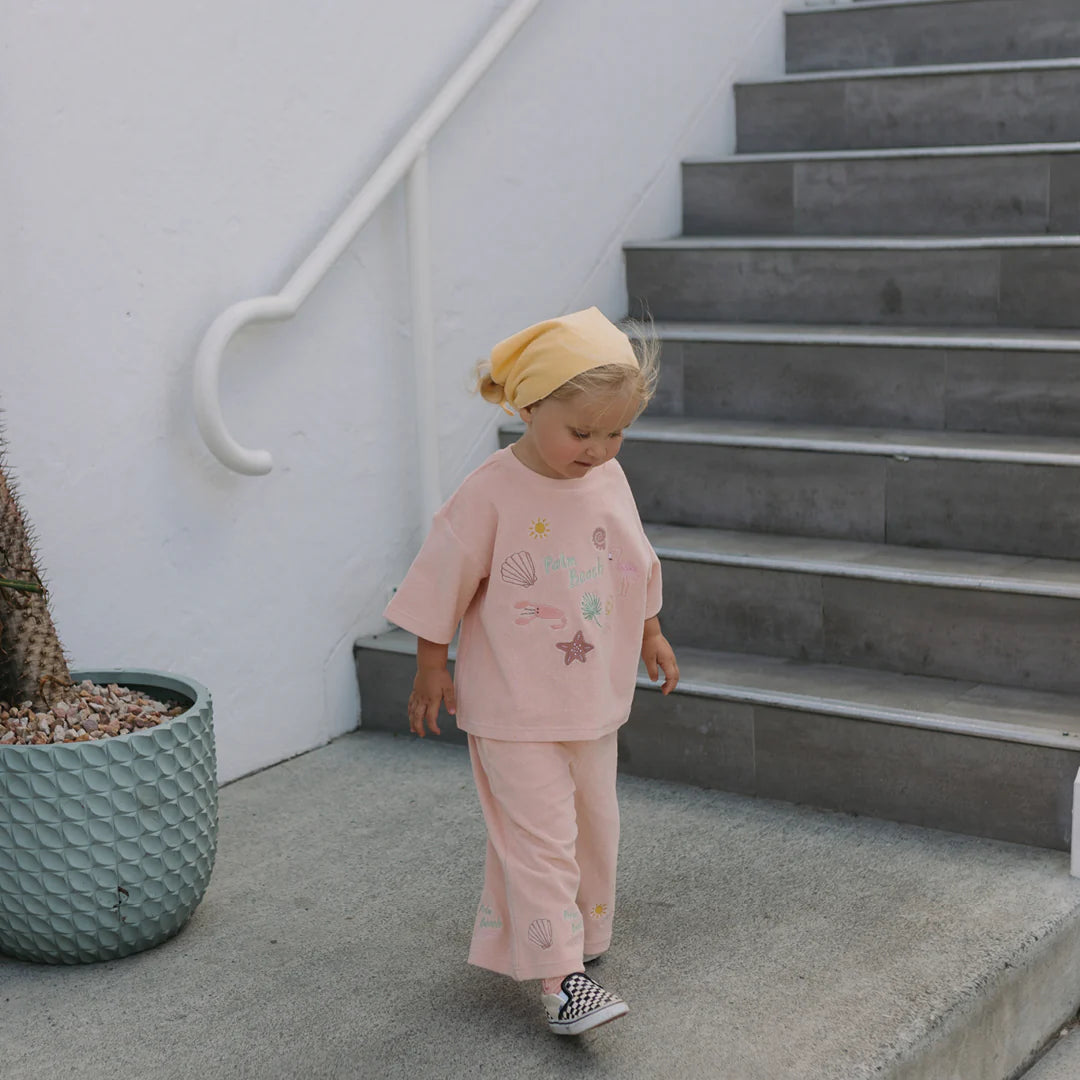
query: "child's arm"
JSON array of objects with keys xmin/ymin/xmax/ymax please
[
  {"xmin": 641, "ymin": 616, "xmax": 679, "ymax": 696},
  {"xmin": 408, "ymin": 637, "xmax": 457, "ymax": 738}
]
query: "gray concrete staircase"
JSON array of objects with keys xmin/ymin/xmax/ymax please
[
  {"xmin": 355, "ymin": 4, "xmax": 1080, "ymax": 1074},
  {"xmin": 357, "ymin": 0, "xmax": 1080, "ymax": 855},
  {"xmin": 613, "ymin": 0, "xmax": 1080, "ymax": 859}
]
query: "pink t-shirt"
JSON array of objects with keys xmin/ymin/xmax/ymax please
[{"xmin": 383, "ymin": 445, "xmax": 662, "ymax": 741}]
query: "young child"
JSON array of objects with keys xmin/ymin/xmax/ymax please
[{"xmin": 383, "ymin": 306, "xmax": 679, "ymax": 1036}]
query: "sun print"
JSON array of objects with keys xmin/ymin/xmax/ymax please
[{"xmin": 529, "ymin": 518, "xmax": 551, "ymax": 540}]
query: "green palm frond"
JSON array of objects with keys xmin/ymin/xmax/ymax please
[{"xmin": 581, "ymin": 592, "xmax": 604, "ymax": 627}]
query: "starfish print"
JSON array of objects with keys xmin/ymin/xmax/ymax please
[{"xmin": 556, "ymin": 630, "xmax": 594, "ymax": 666}]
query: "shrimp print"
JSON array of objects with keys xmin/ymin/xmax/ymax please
[{"xmin": 514, "ymin": 601, "xmax": 567, "ymax": 630}]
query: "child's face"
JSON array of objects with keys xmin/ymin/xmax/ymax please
[{"xmin": 516, "ymin": 387, "xmax": 641, "ymax": 480}]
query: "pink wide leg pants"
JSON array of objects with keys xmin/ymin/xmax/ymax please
[{"xmin": 466, "ymin": 731, "xmax": 620, "ymax": 981}]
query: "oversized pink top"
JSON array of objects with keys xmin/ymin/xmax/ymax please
[{"xmin": 383, "ymin": 445, "xmax": 662, "ymax": 741}]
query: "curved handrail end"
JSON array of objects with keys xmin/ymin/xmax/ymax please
[{"xmin": 193, "ymin": 296, "xmax": 296, "ymax": 475}]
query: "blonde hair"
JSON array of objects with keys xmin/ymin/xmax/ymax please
[{"xmin": 475, "ymin": 317, "xmax": 660, "ymax": 416}]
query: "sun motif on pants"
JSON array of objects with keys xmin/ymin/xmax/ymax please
[{"xmin": 588, "ymin": 903, "xmax": 608, "ymax": 919}]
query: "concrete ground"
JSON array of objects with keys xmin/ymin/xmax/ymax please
[{"xmin": 4, "ymin": 730, "xmax": 1080, "ymax": 1080}]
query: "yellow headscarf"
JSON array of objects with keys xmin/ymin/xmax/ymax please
[{"xmin": 485, "ymin": 307, "xmax": 639, "ymax": 415}]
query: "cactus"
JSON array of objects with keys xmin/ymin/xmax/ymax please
[{"xmin": 0, "ymin": 452, "xmax": 72, "ymax": 709}]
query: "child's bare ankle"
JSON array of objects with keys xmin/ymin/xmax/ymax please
[{"xmin": 541, "ymin": 975, "xmax": 568, "ymax": 995}]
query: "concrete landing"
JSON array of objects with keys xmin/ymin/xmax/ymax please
[{"xmin": 4, "ymin": 731, "xmax": 1080, "ymax": 1080}]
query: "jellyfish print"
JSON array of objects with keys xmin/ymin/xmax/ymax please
[{"xmin": 500, "ymin": 551, "xmax": 537, "ymax": 588}]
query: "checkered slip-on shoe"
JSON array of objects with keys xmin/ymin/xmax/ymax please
[{"xmin": 542, "ymin": 972, "xmax": 629, "ymax": 1036}]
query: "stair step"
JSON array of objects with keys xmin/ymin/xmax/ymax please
[
  {"xmin": 648, "ymin": 523, "xmax": 1080, "ymax": 695},
  {"xmin": 497, "ymin": 418, "xmax": 1080, "ymax": 559},
  {"xmin": 354, "ymin": 628, "xmax": 1080, "ymax": 850},
  {"xmin": 648, "ymin": 522, "xmax": 1080, "ymax": 598},
  {"xmin": 647, "ymin": 322, "xmax": 1080, "ymax": 436},
  {"xmin": 1023, "ymin": 1028, "xmax": 1080, "ymax": 1079},
  {"xmin": 617, "ymin": 414, "xmax": 1080, "ymax": 464},
  {"xmin": 625, "ymin": 235, "xmax": 1080, "ymax": 328},
  {"xmin": 786, "ymin": 0, "xmax": 1080, "ymax": 74},
  {"xmin": 736, "ymin": 58, "xmax": 1080, "ymax": 153},
  {"xmin": 683, "ymin": 144, "xmax": 1080, "ymax": 236},
  {"xmin": 628, "ymin": 644, "xmax": 1080, "ymax": 852},
  {"xmin": 665, "ymin": 641, "xmax": 1080, "ymax": 748}
]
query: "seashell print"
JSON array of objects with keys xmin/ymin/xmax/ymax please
[
  {"xmin": 592, "ymin": 527, "xmax": 606, "ymax": 551},
  {"xmin": 500, "ymin": 551, "xmax": 537, "ymax": 588},
  {"xmin": 528, "ymin": 918, "xmax": 553, "ymax": 950}
]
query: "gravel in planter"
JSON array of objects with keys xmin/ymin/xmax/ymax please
[{"xmin": 0, "ymin": 680, "xmax": 184, "ymax": 745}]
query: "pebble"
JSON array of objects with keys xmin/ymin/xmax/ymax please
[{"xmin": 0, "ymin": 680, "xmax": 185, "ymax": 745}]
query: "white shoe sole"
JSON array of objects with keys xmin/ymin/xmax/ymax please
[{"xmin": 549, "ymin": 1000, "xmax": 629, "ymax": 1036}]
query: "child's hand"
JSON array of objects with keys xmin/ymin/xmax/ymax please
[
  {"xmin": 642, "ymin": 620, "xmax": 680, "ymax": 696},
  {"xmin": 408, "ymin": 666, "xmax": 456, "ymax": 738}
]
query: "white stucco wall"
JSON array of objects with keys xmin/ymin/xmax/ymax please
[{"xmin": 1, "ymin": 0, "xmax": 787, "ymax": 782}]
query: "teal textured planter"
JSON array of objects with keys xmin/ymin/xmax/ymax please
[{"xmin": 0, "ymin": 669, "xmax": 217, "ymax": 964}]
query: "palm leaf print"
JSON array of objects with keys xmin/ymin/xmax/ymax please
[{"xmin": 581, "ymin": 592, "xmax": 604, "ymax": 628}]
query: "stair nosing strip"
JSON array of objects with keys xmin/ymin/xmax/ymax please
[
  {"xmin": 684, "ymin": 142, "xmax": 1080, "ymax": 165},
  {"xmin": 500, "ymin": 416, "xmax": 1080, "ymax": 465},
  {"xmin": 621, "ymin": 425, "xmax": 1080, "ymax": 467},
  {"xmin": 625, "ymin": 235, "xmax": 1080, "ymax": 251},
  {"xmin": 738, "ymin": 54, "xmax": 1080, "ymax": 87},
  {"xmin": 650, "ymin": 543, "xmax": 1080, "ymax": 600},
  {"xmin": 785, "ymin": 0, "xmax": 1047, "ymax": 16},
  {"xmin": 639, "ymin": 674, "xmax": 1080, "ymax": 752},
  {"xmin": 645, "ymin": 325, "xmax": 1080, "ymax": 352}
]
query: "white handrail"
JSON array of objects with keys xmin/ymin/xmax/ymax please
[{"xmin": 194, "ymin": 0, "xmax": 543, "ymax": 486}]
